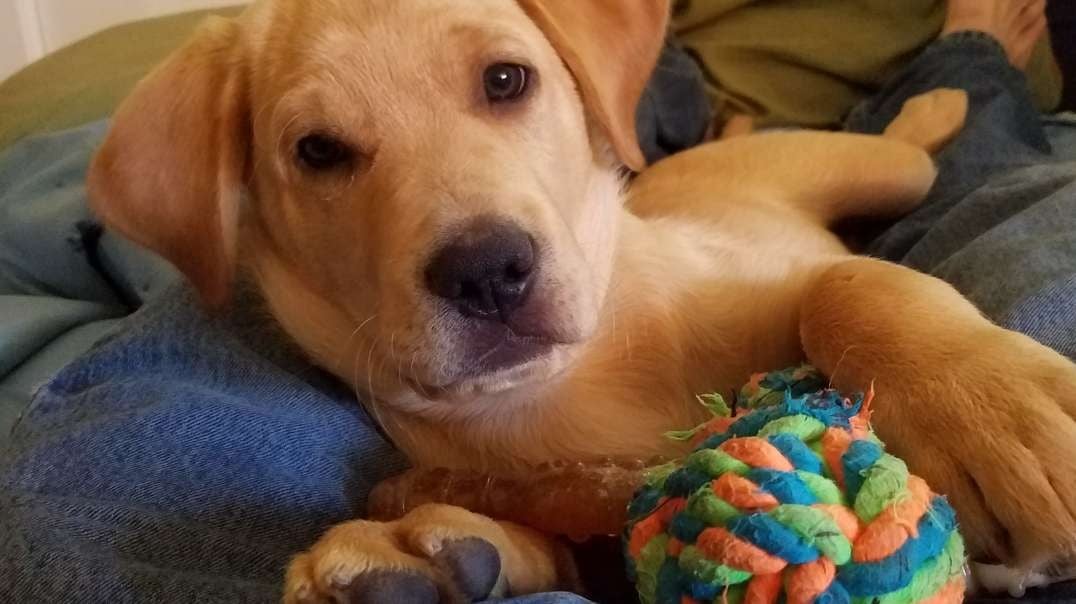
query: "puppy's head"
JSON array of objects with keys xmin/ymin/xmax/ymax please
[{"xmin": 88, "ymin": 0, "xmax": 668, "ymax": 409}]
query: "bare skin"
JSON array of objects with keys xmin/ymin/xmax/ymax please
[{"xmin": 942, "ymin": 0, "xmax": 1048, "ymax": 69}]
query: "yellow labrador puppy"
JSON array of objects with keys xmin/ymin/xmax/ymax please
[{"xmin": 88, "ymin": 0, "xmax": 1076, "ymax": 601}]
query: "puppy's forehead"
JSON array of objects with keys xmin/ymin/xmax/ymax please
[
  {"xmin": 259, "ymin": 0, "xmax": 543, "ymax": 62},
  {"xmin": 250, "ymin": 0, "xmax": 554, "ymax": 116},
  {"xmin": 247, "ymin": 0, "xmax": 569, "ymax": 146}
]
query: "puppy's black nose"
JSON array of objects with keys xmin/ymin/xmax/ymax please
[{"xmin": 426, "ymin": 219, "xmax": 536, "ymax": 321}]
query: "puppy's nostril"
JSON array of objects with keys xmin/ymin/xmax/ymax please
[
  {"xmin": 504, "ymin": 255, "xmax": 534, "ymax": 284},
  {"xmin": 425, "ymin": 219, "xmax": 537, "ymax": 322},
  {"xmin": 459, "ymin": 281, "xmax": 480, "ymax": 300},
  {"xmin": 505, "ymin": 266, "xmax": 525, "ymax": 283}
]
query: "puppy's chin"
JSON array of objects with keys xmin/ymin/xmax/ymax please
[{"xmin": 397, "ymin": 288, "xmax": 598, "ymax": 402}]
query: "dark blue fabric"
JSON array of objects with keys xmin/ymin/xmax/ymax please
[{"xmin": 635, "ymin": 39, "xmax": 713, "ymax": 166}]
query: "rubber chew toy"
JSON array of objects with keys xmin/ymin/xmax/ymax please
[
  {"xmin": 369, "ymin": 458, "xmax": 648, "ymax": 539},
  {"xmin": 626, "ymin": 367, "xmax": 967, "ymax": 604}
]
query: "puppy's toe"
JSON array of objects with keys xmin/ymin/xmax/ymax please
[
  {"xmin": 344, "ymin": 570, "xmax": 440, "ymax": 604},
  {"xmin": 433, "ymin": 538, "xmax": 503, "ymax": 601},
  {"xmin": 284, "ymin": 506, "xmax": 541, "ymax": 603},
  {"xmin": 899, "ymin": 447, "xmax": 1013, "ymax": 561}
]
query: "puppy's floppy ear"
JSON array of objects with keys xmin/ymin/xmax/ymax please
[
  {"xmin": 518, "ymin": 0, "xmax": 670, "ymax": 172},
  {"xmin": 88, "ymin": 17, "xmax": 249, "ymax": 308}
]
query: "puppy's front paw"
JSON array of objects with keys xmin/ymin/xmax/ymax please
[
  {"xmin": 877, "ymin": 331, "xmax": 1076, "ymax": 580},
  {"xmin": 284, "ymin": 504, "xmax": 559, "ymax": 604}
]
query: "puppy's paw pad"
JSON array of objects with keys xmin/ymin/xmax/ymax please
[
  {"xmin": 433, "ymin": 538, "xmax": 503, "ymax": 601},
  {"xmin": 283, "ymin": 507, "xmax": 522, "ymax": 604}
]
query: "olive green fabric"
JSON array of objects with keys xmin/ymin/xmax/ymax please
[
  {"xmin": 0, "ymin": 6, "xmax": 244, "ymax": 152},
  {"xmin": 672, "ymin": 0, "xmax": 1063, "ymax": 128}
]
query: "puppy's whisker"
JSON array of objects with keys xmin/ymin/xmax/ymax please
[
  {"xmin": 608, "ymin": 293, "xmax": 617, "ymax": 341},
  {"xmin": 371, "ymin": 341, "xmax": 416, "ymax": 442},
  {"xmin": 248, "ymin": 100, "xmax": 279, "ymax": 178},
  {"xmin": 828, "ymin": 345, "xmax": 860, "ymax": 389},
  {"xmin": 357, "ymin": 337, "xmax": 395, "ymax": 445},
  {"xmin": 336, "ymin": 314, "xmax": 379, "ymax": 374},
  {"xmin": 367, "ymin": 334, "xmax": 397, "ymax": 414},
  {"xmin": 365, "ymin": 336, "xmax": 380, "ymax": 403},
  {"xmin": 408, "ymin": 353, "xmax": 419, "ymax": 382},
  {"xmin": 408, "ymin": 353, "xmax": 434, "ymax": 400},
  {"xmin": 606, "ymin": 275, "xmax": 628, "ymax": 361},
  {"xmin": 388, "ymin": 330, "xmax": 408, "ymax": 395},
  {"xmin": 351, "ymin": 340, "xmax": 385, "ymax": 435},
  {"xmin": 345, "ymin": 337, "xmax": 407, "ymax": 481},
  {"xmin": 374, "ymin": 342, "xmax": 395, "ymax": 404},
  {"xmin": 272, "ymin": 113, "xmax": 303, "ymax": 173}
]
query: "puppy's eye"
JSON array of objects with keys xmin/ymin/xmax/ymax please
[
  {"xmin": 483, "ymin": 63, "xmax": 530, "ymax": 103},
  {"xmin": 296, "ymin": 134, "xmax": 353, "ymax": 171}
]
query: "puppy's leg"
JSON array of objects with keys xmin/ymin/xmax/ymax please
[
  {"xmin": 718, "ymin": 113, "xmax": 755, "ymax": 140},
  {"xmin": 800, "ymin": 258, "xmax": 1076, "ymax": 575},
  {"xmin": 630, "ymin": 89, "xmax": 967, "ymax": 226},
  {"xmin": 629, "ymin": 131, "xmax": 937, "ymax": 226},
  {"xmin": 284, "ymin": 504, "xmax": 572, "ymax": 604}
]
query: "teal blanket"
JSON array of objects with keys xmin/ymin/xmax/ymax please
[{"xmin": 0, "ymin": 122, "xmax": 179, "ymax": 436}]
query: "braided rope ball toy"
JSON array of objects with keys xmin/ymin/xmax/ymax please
[{"xmin": 625, "ymin": 366, "xmax": 968, "ymax": 604}]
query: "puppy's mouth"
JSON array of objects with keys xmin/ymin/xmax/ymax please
[
  {"xmin": 407, "ymin": 323, "xmax": 563, "ymax": 398},
  {"xmin": 463, "ymin": 327, "xmax": 555, "ymax": 378}
]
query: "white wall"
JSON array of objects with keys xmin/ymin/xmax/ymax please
[
  {"xmin": 1, "ymin": 0, "xmax": 241, "ymax": 81},
  {"xmin": 0, "ymin": 1, "xmax": 35, "ymax": 80}
]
